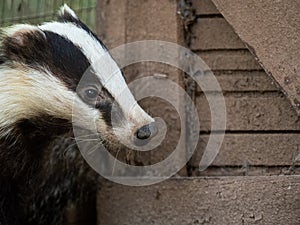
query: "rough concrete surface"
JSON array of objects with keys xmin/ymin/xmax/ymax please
[
  {"xmin": 191, "ymin": 0, "xmax": 220, "ymax": 15},
  {"xmin": 97, "ymin": 176, "xmax": 300, "ymax": 225}
]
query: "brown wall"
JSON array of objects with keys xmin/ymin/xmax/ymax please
[
  {"xmin": 188, "ymin": 0, "xmax": 300, "ymax": 176},
  {"xmin": 97, "ymin": 0, "xmax": 187, "ymax": 172},
  {"xmin": 95, "ymin": 0, "xmax": 300, "ymax": 224}
]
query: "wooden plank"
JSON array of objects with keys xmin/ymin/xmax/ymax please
[
  {"xmin": 126, "ymin": 0, "xmax": 181, "ymax": 42},
  {"xmin": 196, "ymin": 92, "xmax": 300, "ymax": 131},
  {"xmin": 96, "ymin": 0, "xmax": 127, "ymax": 48},
  {"xmin": 100, "ymin": 0, "xmax": 187, "ymax": 174},
  {"xmin": 197, "ymin": 50, "xmax": 262, "ymax": 71},
  {"xmin": 191, "ymin": 133, "xmax": 300, "ymax": 167},
  {"xmin": 192, "ymin": 0, "xmax": 220, "ymax": 15},
  {"xmin": 191, "ymin": 18, "xmax": 246, "ymax": 50},
  {"xmin": 211, "ymin": 0, "xmax": 300, "ymax": 114},
  {"xmin": 97, "ymin": 177, "xmax": 300, "ymax": 225},
  {"xmin": 197, "ymin": 71, "xmax": 278, "ymax": 92}
]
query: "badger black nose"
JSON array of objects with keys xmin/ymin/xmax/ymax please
[
  {"xmin": 136, "ymin": 124, "xmax": 152, "ymax": 140},
  {"xmin": 135, "ymin": 123, "xmax": 158, "ymax": 145}
]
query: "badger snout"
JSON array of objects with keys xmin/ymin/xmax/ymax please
[{"xmin": 134, "ymin": 122, "xmax": 158, "ymax": 146}]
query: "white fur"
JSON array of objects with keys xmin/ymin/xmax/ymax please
[
  {"xmin": 58, "ymin": 4, "xmax": 78, "ymax": 19},
  {"xmin": 2, "ymin": 24, "xmax": 39, "ymax": 37}
]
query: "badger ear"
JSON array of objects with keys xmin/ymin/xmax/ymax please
[
  {"xmin": 58, "ymin": 4, "xmax": 78, "ymax": 22},
  {"xmin": 2, "ymin": 25, "xmax": 47, "ymax": 62}
]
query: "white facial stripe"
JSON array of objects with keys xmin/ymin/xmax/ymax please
[
  {"xmin": 39, "ymin": 22, "xmax": 106, "ymax": 70},
  {"xmin": 94, "ymin": 54, "xmax": 153, "ymax": 124}
]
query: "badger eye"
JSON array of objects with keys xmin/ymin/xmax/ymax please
[
  {"xmin": 79, "ymin": 85, "xmax": 102, "ymax": 106},
  {"xmin": 85, "ymin": 88, "xmax": 98, "ymax": 99},
  {"xmin": 81, "ymin": 86, "xmax": 99, "ymax": 102}
]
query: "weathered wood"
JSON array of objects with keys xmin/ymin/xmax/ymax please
[
  {"xmin": 97, "ymin": 0, "xmax": 186, "ymax": 174},
  {"xmin": 126, "ymin": 0, "xmax": 182, "ymax": 42},
  {"xmin": 211, "ymin": 0, "xmax": 300, "ymax": 114},
  {"xmin": 191, "ymin": 18, "xmax": 246, "ymax": 50},
  {"xmin": 191, "ymin": 133, "xmax": 300, "ymax": 167},
  {"xmin": 98, "ymin": 177, "xmax": 300, "ymax": 225},
  {"xmin": 197, "ymin": 50, "xmax": 262, "ymax": 71},
  {"xmin": 197, "ymin": 71, "xmax": 278, "ymax": 92},
  {"xmin": 124, "ymin": 0, "xmax": 186, "ymax": 173},
  {"xmin": 196, "ymin": 92, "xmax": 300, "ymax": 131},
  {"xmin": 96, "ymin": 0, "xmax": 127, "ymax": 48},
  {"xmin": 191, "ymin": 0, "xmax": 220, "ymax": 15}
]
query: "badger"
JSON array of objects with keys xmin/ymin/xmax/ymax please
[{"xmin": 0, "ymin": 5, "xmax": 156, "ymax": 225}]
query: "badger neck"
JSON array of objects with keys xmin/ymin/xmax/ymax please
[{"xmin": 0, "ymin": 116, "xmax": 71, "ymax": 178}]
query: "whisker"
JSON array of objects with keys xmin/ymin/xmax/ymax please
[
  {"xmin": 63, "ymin": 138, "xmax": 99, "ymax": 156},
  {"xmin": 87, "ymin": 142, "xmax": 103, "ymax": 155},
  {"xmin": 112, "ymin": 147, "xmax": 122, "ymax": 176},
  {"xmin": 75, "ymin": 138, "xmax": 99, "ymax": 142},
  {"xmin": 73, "ymin": 133, "xmax": 100, "ymax": 139}
]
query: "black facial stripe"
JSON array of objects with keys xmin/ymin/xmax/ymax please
[
  {"xmin": 96, "ymin": 101, "xmax": 113, "ymax": 126},
  {"xmin": 43, "ymin": 31, "xmax": 91, "ymax": 90},
  {"xmin": 89, "ymin": 87, "xmax": 125, "ymax": 127},
  {"xmin": 97, "ymin": 101, "xmax": 126, "ymax": 128}
]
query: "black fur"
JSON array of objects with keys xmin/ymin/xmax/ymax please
[
  {"xmin": 96, "ymin": 99, "xmax": 126, "ymax": 127},
  {"xmin": 25, "ymin": 135, "xmax": 97, "ymax": 225},
  {"xmin": 0, "ymin": 117, "xmax": 98, "ymax": 225},
  {"xmin": 43, "ymin": 31, "xmax": 91, "ymax": 90},
  {"xmin": 0, "ymin": 181, "xmax": 23, "ymax": 225}
]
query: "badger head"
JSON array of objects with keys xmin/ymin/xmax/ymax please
[{"xmin": 0, "ymin": 5, "xmax": 156, "ymax": 149}]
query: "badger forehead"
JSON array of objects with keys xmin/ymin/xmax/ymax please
[{"xmin": 0, "ymin": 21, "xmax": 117, "ymax": 91}]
